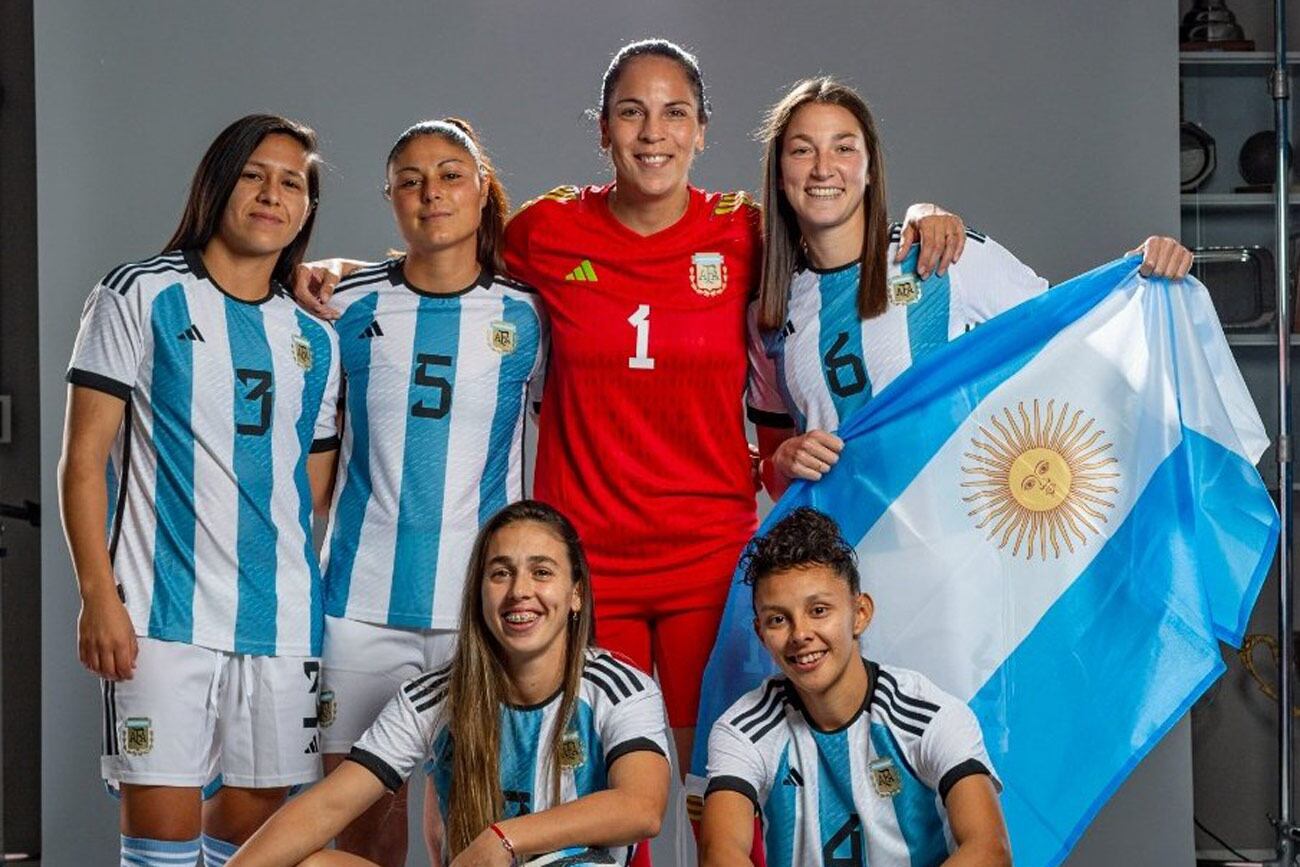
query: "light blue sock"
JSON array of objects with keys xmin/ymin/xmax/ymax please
[
  {"xmin": 200, "ymin": 833, "xmax": 239, "ymax": 867},
  {"xmin": 120, "ymin": 835, "xmax": 200, "ymax": 867}
]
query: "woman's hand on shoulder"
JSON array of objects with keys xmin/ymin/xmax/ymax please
[
  {"xmin": 773, "ymin": 429, "xmax": 844, "ymax": 482},
  {"xmin": 897, "ymin": 203, "xmax": 966, "ymax": 279},
  {"xmin": 292, "ymin": 258, "xmax": 365, "ymax": 320},
  {"xmin": 1126, "ymin": 236, "xmax": 1193, "ymax": 279}
]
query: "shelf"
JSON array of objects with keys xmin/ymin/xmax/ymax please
[
  {"xmin": 1225, "ymin": 333, "xmax": 1300, "ymax": 346},
  {"xmin": 1181, "ymin": 193, "xmax": 1300, "ymax": 209},
  {"xmin": 1180, "ymin": 51, "xmax": 1300, "ymax": 66}
]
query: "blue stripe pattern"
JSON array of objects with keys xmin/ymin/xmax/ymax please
[
  {"xmin": 869, "ymin": 723, "xmax": 946, "ymax": 866},
  {"xmin": 225, "ymin": 296, "xmax": 278, "ymax": 652},
  {"xmin": 763, "ymin": 746, "xmax": 798, "ymax": 866},
  {"xmin": 966, "ymin": 427, "xmax": 1275, "ymax": 866},
  {"xmin": 388, "ymin": 295, "xmax": 458, "ymax": 626},
  {"xmin": 325, "ymin": 291, "xmax": 380, "ymax": 617},
  {"xmin": 816, "ymin": 266, "xmax": 871, "ymax": 427},
  {"xmin": 903, "ymin": 259, "xmax": 953, "ymax": 371},
  {"xmin": 499, "ymin": 703, "xmax": 545, "ymax": 818},
  {"xmin": 147, "ymin": 283, "xmax": 197, "ymax": 640},
  {"xmin": 478, "ymin": 296, "xmax": 541, "ymax": 522},
  {"xmin": 431, "ymin": 727, "xmax": 453, "ymax": 819},
  {"xmin": 119, "ymin": 834, "xmax": 200, "ymax": 867},
  {"xmin": 571, "ymin": 699, "xmax": 606, "ymax": 797},
  {"xmin": 294, "ymin": 310, "xmax": 333, "ymax": 654},
  {"xmin": 811, "ymin": 728, "xmax": 863, "ymax": 866}
]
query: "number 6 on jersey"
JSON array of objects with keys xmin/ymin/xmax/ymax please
[{"xmin": 627, "ymin": 304, "xmax": 655, "ymax": 370}]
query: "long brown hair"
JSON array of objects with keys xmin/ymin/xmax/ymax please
[
  {"xmin": 164, "ymin": 113, "xmax": 321, "ymax": 285},
  {"xmin": 756, "ymin": 78, "xmax": 890, "ymax": 332},
  {"xmin": 445, "ymin": 500, "xmax": 595, "ymax": 857},
  {"xmin": 384, "ymin": 117, "xmax": 509, "ymax": 274}
]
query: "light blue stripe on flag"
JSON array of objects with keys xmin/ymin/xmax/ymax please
[
  {"xmin": 389, "ymin": 296, "xmax": 457, "ymax": 626},
  {"xmin": 692, "ymin": 257, "xmax": 1277, "ymax": 866},
  {"xmin": 478, "ymin": 295, "xmax": 540, "ymax": 523},
  {"xmin": 294, "ymin": 310, "xmax": 333, "ymax": 655},
  {"xmin": 225, "ymin": 297, "xmax": 277, "ymax": 652},
  {"xmin": 148, "ymin": 283, "xmax": 197, "ymax": 640},
  {"xmin": 325, "ymin": 291, "xmax": 380, "ymax": 617}
]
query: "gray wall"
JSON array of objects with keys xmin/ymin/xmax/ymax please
[{"xmin": 34, "ymin": 1, "xmax": 1186, "ymax": 864}]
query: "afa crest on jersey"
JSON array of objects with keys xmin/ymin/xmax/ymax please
[
  {"xmin": 488, "ymin": 321, "xmax": 518, "ymax": 354},
  {"xmin": 888, "ymin": 273, "xmax": 921, "ymax": 306},
  {"xmin": 558, "ymin": 728, "xmax": 586, "ymax": 770},
  {"xmin": 870, "ymin": 757, "xmax": 903, "ymax": 797},
  {"xmin": 123, "ymin": 717, "xmax": 154, "ymax": 756},
  {"xmin": 318, "ymin": 689, "xmax": 337, "ymax": 728},
  {"xmin": 690, "ymin": 252, "xmax": 727, "ymax": 297},
  {"xmin": 291, "ymin": 334, "xmax": 314, "ymax": 370}
]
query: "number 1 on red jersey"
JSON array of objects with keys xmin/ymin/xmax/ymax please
[{"xmin": 627, "ymin": 304, "xmax": 655, "ymax": 371}]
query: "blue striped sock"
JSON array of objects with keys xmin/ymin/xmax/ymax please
[
  {"xmin": 120, "ymin": 835, "xmax": 200, "ymax": 867},
  {"xmin": 200, "ymin": 833, "xmax": 239, "ymax": 866}
]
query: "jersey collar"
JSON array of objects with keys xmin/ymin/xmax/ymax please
[
  {"xmin": 389, "ymin": 258, "xmax": 493, "ymax": 299},
  {"xmin": 782, "ymin": 656, "xmax": 878, "ymax": 734}
]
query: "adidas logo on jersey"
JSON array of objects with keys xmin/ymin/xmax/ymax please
[
  {"xmin": 359, "ymin": 320, "xmax": 385, "ymax": 339},
  {"xmin": 783, "ymin": 767, "xmax": 804, "ymax": 787},
  {"xmin": 176, "ymin": 324, "xmax": 205, "ymax": 342},
  {"xmin": 565, "ymin": 259, "xmax": 598, "ymax": 282}
]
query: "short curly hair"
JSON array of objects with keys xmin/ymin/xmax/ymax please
[{"xmin": 741, "ymin": 507, "xmax": 860, "ymax": 600}]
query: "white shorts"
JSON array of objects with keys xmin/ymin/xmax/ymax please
[
  {"xmin": 319, "ymin": 615, "xmax": 457, "ymax": 754},
  {"xmin": 100, "ymin": 636, "xmax": 322, "ymax": 789}
]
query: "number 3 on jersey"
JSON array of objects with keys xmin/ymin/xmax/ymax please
[{"xmin": 628, "ymin": 304, "xmax": 655, "ymax": 371}]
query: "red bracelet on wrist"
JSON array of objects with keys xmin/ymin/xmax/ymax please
[{"xmin": 488, "ymin": 822, "xmax": 519, "ymax": 866}]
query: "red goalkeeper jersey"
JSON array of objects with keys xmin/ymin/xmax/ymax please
[{"xmin": 504, "ymin": 184, "xmax": 760, "ymax": 588}]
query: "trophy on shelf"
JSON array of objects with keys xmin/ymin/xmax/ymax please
[{"xmin": 1179, "ymin": 0, "xmax": 1254, "ymax": 51}]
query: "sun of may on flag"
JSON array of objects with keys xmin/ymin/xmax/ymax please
[{"xmin": 690, "ymin": 256, "xmax": 1280, "ymax": 867}]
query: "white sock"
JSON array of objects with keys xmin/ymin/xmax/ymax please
[
  {"xmin": 200, "ymin": 834, "xmax": 239, "ymax": 866},
  {"xmin": 120, "ymin": 834, "xmax": 200, "ymax": 867}
]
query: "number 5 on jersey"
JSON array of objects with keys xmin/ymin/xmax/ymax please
[{"xmin": 628, "ymin": 304, "xmax": 655, "ymax": 371}]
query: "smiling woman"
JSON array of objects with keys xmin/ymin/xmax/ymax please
[
  {"xmin": 58, "ymin": 113, "xmax": 341, "ymax": 867},
  {"xmin": 228, "ymin": 501, "xmax": 672, "ymax": 867}
]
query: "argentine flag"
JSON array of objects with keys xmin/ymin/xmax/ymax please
[{"xmin": 690, "ymin": 257, "xmax": 1278, "ymax": 866}]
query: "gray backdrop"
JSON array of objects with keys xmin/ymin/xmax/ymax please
[{"xmin": 35, "ymin": 1, "xmax": 1191, "ymax": 864}]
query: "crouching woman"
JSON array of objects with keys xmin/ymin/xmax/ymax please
[{"xmin": 231, "ymin": 500, "xmax": 671, "ymax": 866}]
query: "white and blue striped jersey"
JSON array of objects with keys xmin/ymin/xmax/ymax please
[
  {"xmin": 321, "ymin": 260, "xmax": 547, "ymax": 629},
  {"xmin": 350, "ymin": 648, "xmax": 669, "ymax": 866},
  {"xmin": 747, "ymin": 230, "xmax": 1047, "ymax": 433},
  {"xmin": 66, "ymin": 249, "xmax": 341, "ymax": 657},
  {"xmin": 706, "ymin": 660, "xmax": 999, "ymax": 867}
]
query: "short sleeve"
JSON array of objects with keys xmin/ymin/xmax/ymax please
[
  {"xmin": 503, "ymin": 206, "xmax": 543, "ymax": 288},
  {"xmin": 745, "ymin": 300, "xmax": 793, "ymax": 429},
  {"xmin": 704, "ymin": 720, "xmax": 768, "ymax": 810},
  {"xmin": 592, "ymin": 658, "xmax": 670, "ymax": 767},
  {"xmin": 312, "ymin": 329, "xmax": 342, "ymax": 450},
  {"xmin": 916, "ymin": 701, "xmax": 1000, "ymax": 802},
  {"xmin": 349, "ymin": 676, "xmax": 443, "ymax": 792},
  {"xmin": 954, "ymin": 234, "xmax": 1049, "ymax": 324},
  {"xmin": 66, "ymin": 284, "xmax": 145, "ymax": 402}
]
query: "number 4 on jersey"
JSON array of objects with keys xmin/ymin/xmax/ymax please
[{"xmin": 628, "ymin": 304, "xmax": 655, "ymax": 371}]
